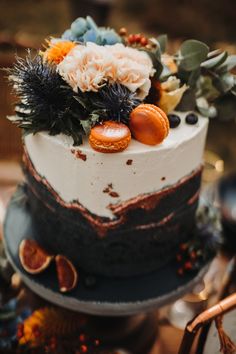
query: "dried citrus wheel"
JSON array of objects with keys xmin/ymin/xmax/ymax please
[
  {"xmin": 55, "ymin": 255, "xmax": 78, "ymax": 293},
  {"xmin": 129, "ymin": 103, "xmax": 169, "ymax": 145},
  {"xmin": 89, "ymin": 121, "xmax": 131, "ymax": 153},
  {"xmin": 19, "ymin": 239, "xmax": 53, "ymax": 274}
]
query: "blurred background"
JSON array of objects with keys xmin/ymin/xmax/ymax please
[{"xmin": 0, "ymin": 0, "xmax": 236, "ymax": 168}]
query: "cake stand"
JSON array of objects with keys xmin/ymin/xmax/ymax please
[{"xmin": 3, "ymin": 184, "xmax": 211, "ymax": 317}]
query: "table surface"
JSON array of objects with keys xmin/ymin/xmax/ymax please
[{"xmin": 0, "ymin": 161, "xmax": 231, "ymax": 354}]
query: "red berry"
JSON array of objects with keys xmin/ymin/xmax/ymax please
[
  {"xmin": 79, "ymin": 333, "xmax": 86, "ymax": 342},
  {"xmin": 80, "ymin": 345, "xmax": 88, "ymax": 353},
  {"xmin": 184, "ymin": 261, "xmax": 193, "ymax": 270},
  {"xmin": 50, "ymin": 342, "xmax": 56, "ymax": 351},
  {"xmin": 140, "ymin": 36, "xmax": 148, "ymax": 46},
  {"xmin": 17, "ymin": 329, "xmax": 24, "ymax": 339},
  {"xmin": 134, "ymin": 34, "xmax": 141, "ymax": 43},
  {"xmin": 180, "ymin": 243, "xmax": 188, "ymax": 251},
  {"xmin": 176, "ymin": 254, "xmax": 182, "ymax": 262},
  {"xmin": 178, "ymin": 268, "xmax": 184, "ymax": 276},
  {"xmin": 190, "ymin": 251, "xmax": 197, "ymax": 259},
  {"xmin": 32, "ymin": 325, "xmax": 41, "ymax": 338},
  {"xmin": 128, "ymin": 34, "xmax": 136, "ymax": 44},
  {"xmin": 94, "ymin": 339, "xmax": 100, "ymax": 346}
]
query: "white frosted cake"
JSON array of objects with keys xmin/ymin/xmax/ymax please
[
  {"xmin": 7, "ymin": 16, "xmax": 234, "ymax": 283},
  {"xmin": 24, "ymin": 111, "xmax": 208, "ymax": 219}
]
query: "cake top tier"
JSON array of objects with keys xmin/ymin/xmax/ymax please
[{"xmin": 8, "ymin": 15, "xmax": 236, "ymax": 151}]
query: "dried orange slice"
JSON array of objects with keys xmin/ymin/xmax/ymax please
[
  {"xmin": 55, "ymin": 255, "xmax": 78, "ymax": 293},
  {"xmin": 89, "ymin": 121, "xmax": 131, "ymax": 153},
  {"xmin": 129, "ymin": 104, "xmax": 169, "ymax": 145},
  {"xmin": 19, "ymin": 239, "xmax": 53, "ymax": 274}
]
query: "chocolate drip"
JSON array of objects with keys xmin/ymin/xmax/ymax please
[{"xmin": 23, "ymin": 148, "xmax": 202, "ymax": 237}]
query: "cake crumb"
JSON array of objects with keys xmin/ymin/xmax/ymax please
[
  {"xmin": 71, "ymin": 149, "xmax": 87, "ymax": 161},
  {"xmin": 109, "ymin": 191, "xmax": 119, "ymax": 198},
  {"xmin": 103, "ymin": 183, "xmax": 119, "ymax": 197},
  {"xmin": 126, "ymin": 159, "xmax": 133, "ymax": 165},
  {"xmin": 161, "ymin": 177, "xmax": 166, "ymax": 181}
]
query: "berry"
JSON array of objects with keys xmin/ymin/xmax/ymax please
[
  {"xmin": 168, "ymin": 114, "xmax": 181, "ymax": 128},
  {"xmin": 134, "ymin": 34, "xmax": 141, "ymax": 43},
  {"xmin": 178, "ymin": 268, "xmax": 184, "ymax": 276},
  {"xmin": 184, "ymin": 261, "xmax": 193, "ymax": 270},
  {"xmin": 80, "ymin": 344, "xmax": 88, "ymax": 353},
  {"xmin": 128, "ymin": 34, "xmax": 136, "ymax": 44},
  {"xmin": 179, "ymin": 243, "xmax": 188, "ymax": 251},
  {"xmin": 140, "ymin": 36, "xmax": 148, "ymax": 46},
  {"xmin": 190, "ymin": 250, "xmax": 197, "ymax": 259},
  {"xmin": 94, "ymin": 339, "xmax": 100, "ymax": 346},
  {"xmin": 185, "ymin": 113, "xmax": 198, "ymax": 125},
  {"xmin": 119, "ymin": 27, "xmax": 127, "ymax": 36},
  {"xmin": 176, "ymin": 254, "xmax": 182, "ymax": 262}
]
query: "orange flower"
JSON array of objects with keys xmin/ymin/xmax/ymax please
[
  {"xmin": 43, "ymin": 40, "xmax": 76, "ymax": 64},
  {"xmin": 19, "ymin": 307, "xmax": 86, "ymax": 346}
]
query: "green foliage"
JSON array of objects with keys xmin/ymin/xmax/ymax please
[
  {"xmin": 157, "ymin": 34, "xmax": 168, "ymax": 53},
  {"xmin": 178, "ymin": 39, "xmax": 209, "ymax": 71}
]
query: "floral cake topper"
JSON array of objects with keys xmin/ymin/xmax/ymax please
[{"xmin": 8, "ymin": 16, "xmax": 236, "ymax": 151}]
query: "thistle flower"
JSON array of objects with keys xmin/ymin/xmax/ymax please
[
  {"xmin": 91, "ymin": 83, "xmax": 140, "ymax": 123},
  {"xmin": 8, "ymin": 53, "xmax": 85, "ymax": 145}
]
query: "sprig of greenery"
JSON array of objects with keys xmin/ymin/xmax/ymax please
[{"xmin": 146, "ymin": 35, "xmax": 236, "ymax": 119}]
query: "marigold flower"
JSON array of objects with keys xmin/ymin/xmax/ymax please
[{"xmin": 44, "ymin": 40, "xmax": 76, "ymax": 64}]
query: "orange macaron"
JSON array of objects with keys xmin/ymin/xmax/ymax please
[
  {"xmin": 129, "ymin": 104, "xmax": 169, "ymax": 145},
  {"xmin": 89, "ymin": 121, "xmax": 131, "ymax": 153}
]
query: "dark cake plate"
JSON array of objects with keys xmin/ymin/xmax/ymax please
[{"xmin": 3, "ymin": 185, "xmax": 210, "ymax": 316}]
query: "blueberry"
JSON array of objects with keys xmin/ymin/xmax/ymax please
[
  {"xmin": 185, "ymin": 113, "xmax": 198, "ymax": 125},
  {"xmin": 168, "ymin": 114, "xmax": 181, "ymax": 128}
]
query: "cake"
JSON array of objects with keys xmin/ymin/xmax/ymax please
[{"xmin": 7, "ymin": 16, "xmax": 235, "ymax": 282}]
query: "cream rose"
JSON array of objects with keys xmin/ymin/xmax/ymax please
[
  {"xmin": 58, "ymin": 42, "xmax": 155, "ymax": 98},
  {"xmin": 58, "ymin": 42, "xmax": 116, "ymax": 92},
  {"xmin": 109, "ymin": 44, "xmax": 155, "ymax": 99}
]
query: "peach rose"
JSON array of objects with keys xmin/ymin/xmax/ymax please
[
  {"xmin": 109, "ymin": 44, "xmax": 155, "ymax": 99},
  {"xmin": 58, "ymin": 42, "xmax": 116, "ymax": 92},
  {"xmin": 58, "ymin": 42, "xmax": 155, "ymax": 98}
]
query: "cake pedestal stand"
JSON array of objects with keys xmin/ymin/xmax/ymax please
[{"xmin": 3, "ymin": 185, "xmax": 211, "ymax": 353}]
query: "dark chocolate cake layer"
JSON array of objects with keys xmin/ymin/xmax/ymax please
[{"xmin": 23, "ymin": 154, "xmax": 202, "ymax": 277}]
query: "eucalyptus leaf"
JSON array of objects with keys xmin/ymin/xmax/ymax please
[
  {"xmin": 201, "ymin": 51, "xmax": 228, "ymax": 69},
  {"xmin": 196, "ymin": 97, "xmax": 217, "ymax": 118},
  {"xmin": 196, "ymin": 76, "xmax": 220, "ymax": 101},
  {"xmin": 207, "ymin": 49, "xmax": 222, "ymax": 59},
  {"xmin": 179, "ymin": 40, "xmax": 209, "ymax": 71},
  {"xmin": 213, "ymin": 73, "xmax": 235, "ymax": 94},
  {"xmin": 157, "ymin": 34, "xmax": 167, "ymax": 53},
  {"xmin": 147, "ymin": 49, "xmax": 163, "ymax": 78},
  {"xmin": 187, "ymin": 68, "xmax": 201, "ymax": 86},
  {"xmin": 217, "ymin": 55, "xmax": 236, "ymax": 73}
]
